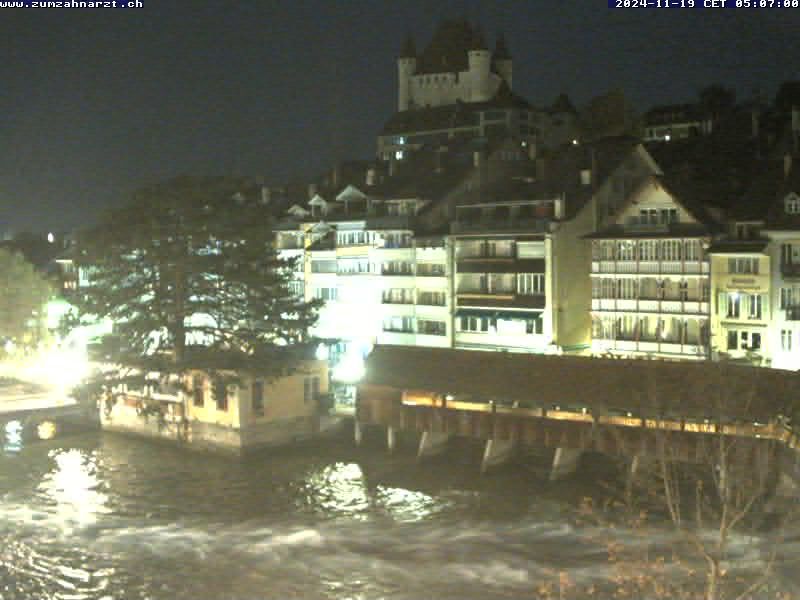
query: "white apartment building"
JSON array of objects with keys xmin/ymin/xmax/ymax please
[{"xmin": 589, "ymin": 177, "xmax": 714, "ymax": 359}]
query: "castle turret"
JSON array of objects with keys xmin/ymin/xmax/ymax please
[
  {"xmin": 493, "ymin": 32, "xmax": 512, "ymax": 89},
  {"xmin": 468, "ymin": 27, "xmax": 491, "ymax": 102},
  {"xmin": 397, "ymin": 34, "xmax": 417, "ymax": 111}
]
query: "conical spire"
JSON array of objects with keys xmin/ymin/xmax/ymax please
[
  {"xmin": 470, "ymin": 25, "xmax": 487, "ymax": 51},
  {"xmin": 494, "ymin": 32, "xmax": 511, "ymax": 60},
  {"xmin": 400, "ymin": 33, "xmax": 416, "ymax": 59}
]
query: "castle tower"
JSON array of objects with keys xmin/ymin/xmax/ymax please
[
  {"xmin": 397, "ymin": 34, "xmax": 417, "ymax": 111},
  {"xmin": 467, "ymin": 27, "xmax": 491, "ymax": 102},
  {"xmin": 493, "ymin": 32, "xmax": 512, "ymax": 90}
]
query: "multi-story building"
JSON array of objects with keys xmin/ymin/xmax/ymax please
[
  {"xmin": 708, "ymin": 233, "xmax": 771, "ymax": 364},
  {"xmin": 589, "ymin": 177, "xmax": 715, "ymax": 359},
  {"xmin": 763, "ymin": 154, "xmax": 800, "ymax": 369}
]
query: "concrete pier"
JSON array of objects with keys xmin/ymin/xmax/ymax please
[
  {"xmin": 550, "ymin": 448, "xmax": 582, "ymax": 481},
  {"xmin": 417, "ymin": 431, "xmax": 449, "ymax": 460},
  {"xmin": 481, "ymin": 439, "xmax": 516, "ymax": 473}
]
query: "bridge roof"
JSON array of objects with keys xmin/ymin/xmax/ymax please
[{"xmin": 361, "ymin": 346, "xmax": 800, "ymax": 422}]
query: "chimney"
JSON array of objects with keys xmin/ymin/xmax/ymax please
[
  {"xmin": 308, "ymin": 183, "xmax": 318, "ymax": 200},
  {"xmin": 366, "ymin": 168, "xmax": 376, "ymax": 186},
  {"xmin": 785, "ymin": 154, "xmax": 793, "ymax": 180},
  {"xmin": 261, "ymin": 186, "xmax": 271, "ymax": 204}
]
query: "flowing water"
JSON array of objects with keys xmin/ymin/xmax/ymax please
[{"xmin": 0, "ymin": 427, "xmax": 797, "ymax": 599}]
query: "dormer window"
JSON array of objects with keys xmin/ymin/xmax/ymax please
[{"xmin": 785, "ymin": 193, "xmax": 800, "ymax": 215}]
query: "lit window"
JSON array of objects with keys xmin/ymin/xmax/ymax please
[
  {"xmin": 785, "ymin": 194, "xmax": 800, "ymax": 214},
  {"xmin": 395, "ymin": 150, "xmax": 404, "ymax": 160},
  {"xmin": 782, "ymin": 330, "xmax": 793, "ymax": 351}
]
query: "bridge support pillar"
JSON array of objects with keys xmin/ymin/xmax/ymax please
[
  {"xmin": 550, "ymin": 448, "xmax": 582, "ymax": 481},
  {"xmin": 387, "ymin": 426, "xmax": 396, "ymax": 453},
  {"xmin": 417, "ymin": 431, "xmax": 449, "ymax": 460},
  {"xmin": 354, "ymin": 420, "xmax": 363, "ymax": 446},
  {"xmin": 481, "ymin": 438, "xmax": 516, "ymax": 473}
]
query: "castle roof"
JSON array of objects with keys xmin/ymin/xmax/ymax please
[
  {"xmin": 416, "ymin": 19, "xmax": 480, "ymax": 74},
  {"xmin": 399, "ymin": 33, "xmax": 416, "ymax": 59},
  {"xmin": 494, "ymin": 32, "xmax": 511, "ymax": 60}
]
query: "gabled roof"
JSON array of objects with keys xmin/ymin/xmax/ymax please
[{"xmin": 416, "ymin": 19, "xmax": 479, "ymax": 74}]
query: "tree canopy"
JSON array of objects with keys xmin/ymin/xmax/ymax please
[
  {"xmin": 0, "ymin": 248, "xmax": 52, "ymax": 348},
  {"xmin": 72, "ymin": 176, "xmax": 320, "ymax": 394}
]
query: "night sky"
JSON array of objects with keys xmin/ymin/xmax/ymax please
[{"xmin": 0, "ymin": 0, "xmax": 798, "ymax": 234}]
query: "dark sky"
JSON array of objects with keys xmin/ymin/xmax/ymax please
[{"xmin": 0, "ymin": 0, "xmax": 798, "ymax": 234}]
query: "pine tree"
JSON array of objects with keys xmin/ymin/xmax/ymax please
[{"xmin": 72, "ymin": 176, "xmax": 320, "ymax": 396}]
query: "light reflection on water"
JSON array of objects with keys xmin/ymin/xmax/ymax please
[{"xmin": 0, "ymin": 432, "xmax": 796, "ymax": 599}]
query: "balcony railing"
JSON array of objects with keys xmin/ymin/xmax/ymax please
[{"xmin": 591, "ymin": 260, "xmax": 708, "ymax": 275}]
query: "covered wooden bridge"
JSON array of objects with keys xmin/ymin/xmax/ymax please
[{"xmin": 356, "ymin": 346, "xmax": 800, "ymax": 479}]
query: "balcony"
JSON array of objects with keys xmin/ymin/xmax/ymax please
[
  {"xmin": 591, "ymin": 260, "xmax": 708, "ymax": 276},
  {"xmin": 786, "ymin": 307, "xmax": 800, "ymax": 321},
  {"xmin": 457, "ymin": 291, "xmax": 545, "ymax": 310},
  {"xmin": 781, "ymin": 263, "xmax": 800, "ymax": 279},
  {"xmin": 591, "ymin": 298, "xmax": 710, "ymax": 315},
  {"xmin": 457, "ymin": 258, "xmax": 544, "ymax": 274},
  {"xmin": 451, "ymin": 217, "xmax": 551, "ymax": 234}
]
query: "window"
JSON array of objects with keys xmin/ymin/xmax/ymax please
[
  {"xmin": 728, "ymin": 257, "xmax": 758, "ymax": 274},
  {"xmin": 304, "ymin": 376, "xmax": 320, "ymax": 404},
  {"xmin": 661, "ymin": 240, "xmax": 682, "ymax": 261},
  {"xmin": 251, "ymin": 380, "xmax": 264, "ymax": 416},
  {"xmin": 782, "ymin": 329, "xmax": 793, "ymax": 351},
  {"xmin": 382, "ymin": 288, "xmax": 414, "ymax": 304},
  {"xmin": 383, "ymin": 261, "xmax": 413, "ymax": 275},
  {"xmin": 288, "ymin": 281, "xmax": 304, "ymax": 298},
  {"xmin": 338, "ymin": 258, "xmax": 370, "ymax": 274},
  {"xmin": 311, "ymin": 260, "xmax": 337, "ymax": 273},
  {"xmin": 639, "ymin": 240, "xmax": 657, "ymax": 261},
  {"xmin": 383, "ymin": 316, "xmax": 414, "ymax": 333},
  {"xmin": 617, "ymin": 279, "xmax": 638, "ymax": 299},
  {"xmin": 417, "ymin": 263, "xmax": 445, "ymax": 277},
  {"xmin": 314, "ymin": 287, "xmax": 338, "ymax": 301},
  {"xmin": 725, "ymin": 293, "xmax": 741, "ymax": 318},
  {"xmin": 459, "ymin": 316, "xmax": 489, "ymax": 332},
  {"xmin": 617, "ymin": 241, "xmax": 635, "ymax": 261},
  {"xmin": 747, "ymin": 294, "xmax": 762, "ymax": 320},
  {"xmin": 417, "ymin": 291, "xmax": 446, "ymax": 306},
  {"xmin": 518, "ymin": 273, "xmax": 545, "ymax": 295},
  {"xmin": 418, "ymin": 320, "xmax": 446, "ymax": 336},
  {"xmin": 684, "ymin": 240, "xmax": 700, "ymax": 261},
  {"xmin": 192, "ymin": 375, "xmax": 205, "ymax": 407},
  {"xmin": 525, "ymin": 317, "xmax": 543, "ymax": 335},
  {"xmin": 785, "ymin": 194, "xmax": 800, "ymax": 214},
  {"xmin": 781, "ymin": 287, "xmax": 800, "ymax": 309},
  {"xmin": 591, "ymin": 278, "xmax": 601, "ymax": 298},
  {"xmin": 727, "ymin": 330, "xmax": 738, "ymax": 351},
  {"xmin": 749, "ymin": 332, "xmax": 761, "ymax": 350},
  {"xmin": 213, "ymin": 380, "xmax": 229, "ymax": 412},
  {"xmin": 679, "ymin": 280, "xmax": 688, "ymax": 301}
]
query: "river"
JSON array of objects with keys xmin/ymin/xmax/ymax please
[{"xmin": 1, "ymin": 427, "xmax": 797, "ymax": 599}]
